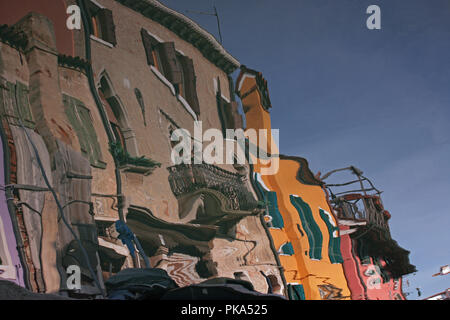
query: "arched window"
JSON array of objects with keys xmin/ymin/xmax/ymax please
[
  {"xmin": 98, "ymin": 89, "xmax": 126, "ymax": 152},
  {"xmin": 97, "ymin": 72, "xmax": 139, "ymax": 157}
]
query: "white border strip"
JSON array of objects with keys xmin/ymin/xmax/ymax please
[
  {"xmin": 254, "ymin": 173, "xmax": 271, "ymax": 192},
  {"xmin": 237, "ymin": 73, "xmax": 256, "ymax": 92},
  {"xmin": 177, "ymin": 94, "xmax": 198, "ymax": 121},
  {"xmin": 145, "ymin": 29, "xmax": 164, "ymax": 43},
  {"xmin": 90, "ymin": 35, "xmax": 114, "ymax": 48},
  {"xmin": 151, "ymin": 65, "xmax": 176, "ymax": 96},
  {"xmin": 90, "ymin": 0, "xmax": 105, "ymax": 9}
]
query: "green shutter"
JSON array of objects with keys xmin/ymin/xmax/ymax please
[
  {"xmin": 266, "ymin": 191, "xmax": 284, "ymax": 229},
  {"xmin": 15, "ymin": 81, "xmax": 34, "ymax": 128},
  {"xmin": 253, "ymin": 174, "xmax": 285, "ymax": 229},
  {"xmin": 76, "ymin": 104, "xmax": 104, "ymax": 168},
  {"xmin": 64, "ymin": 95, "xmax": 89, "ymax": 157},
  {"xmin": 0, "ymin": 78, "xmax": 11, "ymax": 118},
  {"xmin": 280, "ymin": 242, "xmax": 295, "ymax": 256},
  {"xmin": 0, "ymin": 80, "xmax": 34, "ymax": 128},
  {"xmin": 288, "ymin": 284, "xmax": 306, "ymax": 300},
  {"xmin": 63, "ymin": 94, "xmax": 105, "ymax": 168},
  {"xmin": 290, "ymin": 195, "xmax": 323, "ymax": 260},
  {"xmin": 319, "ymin": 209, "xmax": 344, "ymax": 264}
]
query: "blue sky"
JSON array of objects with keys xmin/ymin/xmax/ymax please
[{"xmin": 160, "ymin": 0, "xmax": 450, "ymax": 299}]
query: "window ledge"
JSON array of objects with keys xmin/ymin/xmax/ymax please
[
  {"xmin": 177, "ymin": 94, "xmax": 198, "ymax": 121},
  {"xmin": 150, "ymin": 66, "xmax": 198, "ymax": 121},
  {"xmin": 91, "ymin": 160, "xmax": 107, "ymax": 169},
  {"xmin": 150, "ymin": 65, "xmax": 176, "ymax": 95},
  {"xmin": 98, "ymin": 237, "xmax": 129, "ymax": 256},
  {"xmin": 119, "ymin": 163, "xmax": 157, "ymax": 176},
  {"xmin": 90, "ymin": 35, "xmax": 114, "ymax": 48}
]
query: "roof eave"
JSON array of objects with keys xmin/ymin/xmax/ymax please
[{"xmin": 115, "ymin": 0, "xmax": 240, "ymax": 74}]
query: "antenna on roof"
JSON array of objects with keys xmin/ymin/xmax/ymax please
[{"xmin": 186, "ymin": 3, "xmax": 223, "ymax": 44}]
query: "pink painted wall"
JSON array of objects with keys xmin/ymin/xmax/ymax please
[
  {"xmin": 340, "ymin": 228, "xmax": 406, "ymax": 300},
  {"xmin": 340, "ymin": 225, "xmax": 366, "ymax": 300},
  {"xmin": 359, "ymin": 258, "xmax": 405, "ymax": 300},
  {"xmin": 0, "ymin": 0, "xmax": 74, "ymax": 56}
]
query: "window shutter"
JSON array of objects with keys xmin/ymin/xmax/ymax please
[
  {"xmin": 266, "ymin": 191, "xmax": 284, "ymax": 228},
  {"xmin": 141, "ymin": 29, "xmax": 159, "ymax": 66},
  {"xmin": 63, "ymin": 95, "xmax": 104, "ymax": 168},
  {"xmin": 15, "ymin": 81, "xmax": 34, "ymax": 128},
  {"xmin": 157, "ymin": 42, "xmax": 182, "ymax": 84},
  {"xmin": 76, "ymin": 104, "xmax": 104, "ymax": 168},
  {"xmin": 179, "ymin": 56, "xmax": 200, "ymax": 115},
  {"xmin": 288, "ymin": 284, "xmax": 306, "ymax": 300},
  {"xmin": 98, "ymin": 8, "xmax": 116, "ymax": 45},
  {"xmin": 0, "ymin": 78, "xmax": 15, "ymax": 119},
  {"xmin": 0, "ymin": 80, "xmax": 34, "ymax": 128},
  {"xmin": 63, "ymin": 95, "xmax": 90, "ymax": 157}
]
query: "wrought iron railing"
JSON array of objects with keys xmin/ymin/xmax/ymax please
[
  {"xmin": 330, "ymin": 195, "xmax": 390, "ymax": 233},
  {"xmin": 167, "ymin": 163, "xmax": 258, "ymax": 211},
  {"xmin": 322, "ymin": 166, "xmax": 390, "ymax": 234}
]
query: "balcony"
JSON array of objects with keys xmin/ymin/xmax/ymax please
[
  {"xmin": 167, "ymin": 163, "xmax": 260, "ymax": 228},
  {"xmin": 322, "ymin": 166, "xmax": 416, "ymax": 278}
]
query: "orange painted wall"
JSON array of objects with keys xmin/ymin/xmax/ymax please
[{"xmin": 237, "ymin": 70, "xmax": 351, "ymax": 300}]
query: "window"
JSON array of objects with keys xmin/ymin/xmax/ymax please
[
  {"xmin": 141, "ymin": 30, "xmax": 181, "ymax": 84},
  {"xmin": 141, "ymin": 29, "xmax": 200, "ymax": 115},
  {"xmin": 0, "ymin": 78, "xmax": 35, "ymax": 128},
  {"xmin": 141, "ymin": 29, "xmax": 164, "ymax": 71},
  {"xmin": 177, "ymin": 54, "xmax": 200, "ymax": 115},
  {"xmin": 63, "ymin": 94, "xmax": 105, "ymax": 168},
  {"xmin": 98, "ymin": 89, "xmax": 126, "ymax": 152},
  {"xmin": 88, "ymin": 1, "xmax": 117, "ymax": 45}
]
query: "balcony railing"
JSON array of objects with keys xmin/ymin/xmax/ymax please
[
  {"xmin": 330, "ymin": 194, "xmax": 390, "ymax": 234},
  {"xmin": 322, "ymin": 166, "xmax": 391, "ymax": 234},
  {"xmin": 167, "ymin": 163, "xmax": 258, "ymax": 212}
]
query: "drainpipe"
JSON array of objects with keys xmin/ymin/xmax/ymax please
[
  {"xmin": 77, "ymin": 0, "xmax": 124, "ymax": 222},
  {"xmin": 78, "ymin": 1, "xmax": 152, "ymax": 269}
]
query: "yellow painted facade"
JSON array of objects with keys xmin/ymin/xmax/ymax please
[{"xmin": 237, "ymin": 68, "xmax": 351, "ymax": 300}]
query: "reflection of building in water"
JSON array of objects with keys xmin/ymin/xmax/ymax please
[
  {"xmin": 324, "ymin": 166, "xmax": 415, "ymax": 300},
  {"xmin": 0, "ymin": 0, "xmax": 414, "ymax": 299}
]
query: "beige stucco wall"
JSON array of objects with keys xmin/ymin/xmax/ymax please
[
  {"xmin": 83, "ymin": 0, "xmax": 236, "ymax": 223},
  {"xmin": 0, "ymin": 1, "xmax": 283, "ymax": 295}
]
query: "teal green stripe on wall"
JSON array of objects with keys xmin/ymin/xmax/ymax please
[
  {"xmin": 319, "ymin": 209, "xmax": 344, "ymax": 264},
  {"xmin": 289, "ymin": 195, "xmax": 323, "ymax": 260}
]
